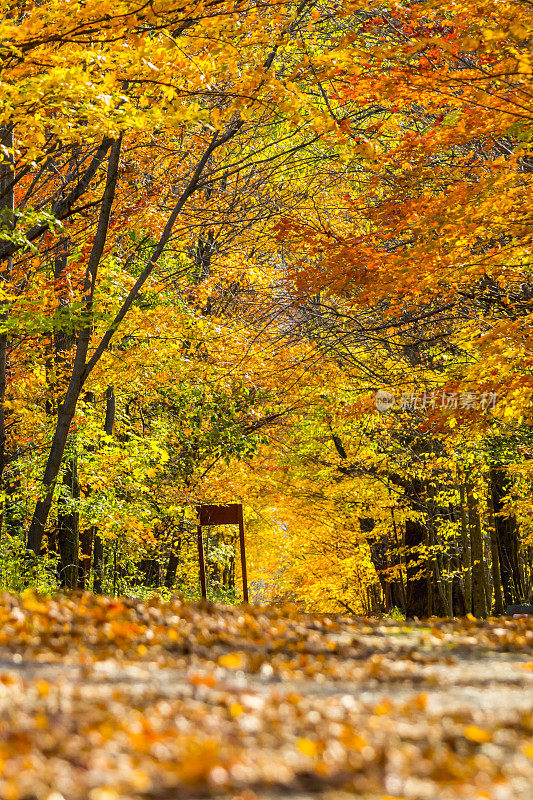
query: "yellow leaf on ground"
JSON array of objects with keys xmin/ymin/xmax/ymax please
[
  {"xmin": 218, "ymin": 653, "xmax": 243, "ymax": 669},
  {"xmin": 523, "ymin": 743, "xmax": 533, "ymax": 759},
  {"xmin": 465, "ymin": 725, "xmax": 492, "ymax": 743},
  {"xmin": 297, "ymin": 737, "xmax": 318, "ymax": 756}
]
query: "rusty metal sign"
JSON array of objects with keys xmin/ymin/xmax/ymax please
[{"xmin": 196, "ymin": 503, "xmax": 249, "ymax": 603}]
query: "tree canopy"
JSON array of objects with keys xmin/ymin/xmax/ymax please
[{"xmin": 0, "ymin": 0, "xmax": 532, "ymax": 615}]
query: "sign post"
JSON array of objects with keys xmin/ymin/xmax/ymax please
[{"xmin": 196, "ymin": 503, "xmax": 249, "ymax": 603}]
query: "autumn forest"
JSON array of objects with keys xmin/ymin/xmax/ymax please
[{"xmin": 0, "ymin": 0, "xmax": 532, "ymax": 619}]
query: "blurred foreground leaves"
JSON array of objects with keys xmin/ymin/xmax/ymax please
[{"xmin": 0, "ymin": 592, "xmax": 532, "ymax": 799}]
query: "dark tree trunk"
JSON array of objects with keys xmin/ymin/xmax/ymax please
[
  {"xmin": 452, "ymin": 574, "xmax": 467, "ymax": 616},
  {"xmin": 104, "ymin": 385, "xmax": 116, "ymax": 437},
  {"xmin": 0, "ymin": 125, "xmax": 14, "ymax": 512},
  {"xmin": 2, "ymin": 460, "xmax": 21, "ymax": 538},
  {"xmin": 490, "ymin": 467, "xmax": 524, "ymax": 605},
  {"xmin": 78, "ymin": 525, "xmax": 94, "ymax": 590},
  {"xmin": 53, "ymin": 238, "xmax": 79, "ymax": 588},
  {"xmin": 139, "ymin": 558, "xmax": 161, "ymax": 588},
  {"xmin": 458, "ymin": 482, "xmax": 472, "ymax": 613},
  {"xmin": 361, "ymin": 517, "xmax": 405, "ymax": 614},
  {"xmin": 466, "ymin": 482, "xmax": 488, "ymax": 618},
  {"xmin": 402, "ymin": 479, "xmax": 430, "ymax": 619},
  {"xmin": 90, "ymin": 386, "xmax": 116, "ymax": 593},
  {"xmin": 92, "ymin": 386, "xmax": 116, "ymax": 594},
  {"xmin": 360, "ymin": 478, "xmax": 430, "ymax": 618},
  {"xmin": 426, "ymin": 483, "xmax": 449, "ymax": 617},
  {"xmin": 26, "ymin": 139, "xmax": 122, "ymax": 553},
  {"xmin": 229, "ymin": 552, "xmax": 235, "ymax": 589},
  {"xmin": 57, "ymin": 458, "xmax": 80, "ymax": 589},
  {"xmin": 405, "ymin": 517, "xmax": 430, "ymax": 618},
  {"xmin": 93, "ymin": 535, "xmax": 104, "ymax": 594},
  {"xmin": 164, "ymin": 549, "xmax": 181, "ymax": 590},
  {"xmin": 487, "ymin": 485, "xmax": 505, "ymax": 615},
  {"xmin": 164, "ymin": 522, "xmax": 183, "ymax": 589}
]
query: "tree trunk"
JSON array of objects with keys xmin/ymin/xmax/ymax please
[
  {"xmin": 362, "ymin": 516, "xmax": 405, "ymax": 614},
  {"xmin": 57, "ymin": 458, "xmax": 80, "ymax": 589},
  {"xmin": 490, "ymin": 467, "xmax": 524, "ymax": 605},
  {"xmin": 230, "ymin": 551, "xmax": 235, "ymax": 590},
  {"xmin": 104, "ymin": 385, "xmax": 116, "ymax": 438},
  {"xmin": 426, "ymin": 483, "xmax": 449, "ymax": 616},
  {"xmin": 405, "ymin": 517, "xmax": 430, "ymax": 618},
  {"xmin": 140, "ymin": 558, "xmax": 161, "ymax": 588},
  {"xmin": 78, "ymin": 525, "xmax": 95, "ymax": 590},
  {"xmin": 164, "ymin": 520, "xmax": 183, "ymax": 589},
  {"xmin": 52, "ymin": 237, "xmax": 79, "ymax": 588},
  {"xmin": 93, "ymin": 534, "xmax": 104, "ymax": 594},
  {"xmin": 91, "ymin": 386, "xmax": 116, "ymax": 594},
  {"xmin": 452, "ymin": 573, "xmax": 467, "ymax": 616},
  {"xmin": 26, "ymin": 139, "xmax": 122, "ymax": 554},
  {"xmin": 400, "ymin": 478, "xmax": 430, "ymax": 618},
  {"xmin": 487, "ymin": 485, "xmax": 504, "ymax": 615},
  {"xmin": 388, "ymin": 498, "xmax": 406, "ymax": 612},
  {"xmin": 458, "ymin": 482, "xmax": 472, "ymax": 614},
  {"xmin": 466, "ymin": 482, "xmax": 488, "ymax": 618},
  {"xmin": 164, "ymin": 543, "xmax": 181, "ymax": 590},
  {"xmin": 0, "ymin": 125, "xmax": 14, "ymax": 509}
]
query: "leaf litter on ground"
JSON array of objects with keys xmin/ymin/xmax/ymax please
[{"xmin": 0, "ymin": 591, "xmax": 532, "ymax": 800}]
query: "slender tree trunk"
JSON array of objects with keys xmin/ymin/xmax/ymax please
[
  {"xmin": 405, "ymin": 517, "xmax": 430, "ymax": 618},
  {"xmin": 164, "ymin": 519, "xmax": 183, "ymax": 589},
  {"xmin": 445, "ymin": 503, "xmax": 466, "ymax": 616},
  {"xmin": 452, "ymin": 571, "xmax": 467, "ymax": 616},
  {"xmin": 230, "ymin": 549, "xmax": 235, "ymax": 590},
  {"xmin": 526, "ymin": 547, "xmax": 533, "ymax": 603},
  {"xmin": 4, "ymin": 467, "xmax": 21, "ymax": 538},
  {"xmin": 389, "ymin": 497, "xmax": 406, "ymax": 612},
  {"xmin": 0, "ymin": 125, "xmax": 14, "ymax": 507},
  {"xmin": 487, "ymin": 486, "xmax": 504, "ymax": 615},
  {"xmin": 518, "ymin": 549, "xmax": 527, "ymax": 603},
  {"xmin": 362, "ymin": 517, "xmax": 394, "ymax": 609},
  {"xmin": 26, "ymin": 139, "xmax": 122, "ymax": 553},
  {"xmin": 140, "ymin": 557, "xmax": 160, "ymax": 588},
  {"xmin": 445, "ymin": 553, "xmax": 453, "ymax": 616},
  {"xmin": 53, "ymin": 238, "xmax": 80, "ymax": 586},
  {"xmin": 426, "ymin": 483, "xmax": 449, "ymax": 616},
  {"xmin": 92, "ymin": 386, "xmax": 115, "ymax": 594},
  {"xmin": 113, "ymin": 541, "xmax": 118, "ymax": 596},
  {"xmin": 490, "ymin": 467, "xmax": 524, "ymax": 605},
  {"xmin": 458, "ymin": 482, "xmax": 472, "ymax": 613},
  {"xmin": 93, "ymin": 534, "xmax": 104, "ymax": 594},
  {"xmin": 104, "ymin": 385, "xmax": 116, "ymax": 438},
  {"xmin": 57, "ymin": 458, "xmax": 80, "ymax": 589},
  {"xmin": 466, "ymin": 481, "xmax": 488, "ymax": 618},
  {"xmin": 78, "ymin": 525, "xmax": 94, "ymax": 590},
  {"xmin": 164, "ymin": 542, "xmax": 181, "ymax": 590}
]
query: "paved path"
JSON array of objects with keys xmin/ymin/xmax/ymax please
[{"xmin": 0, "ymin": 593, "xmax": 532, "ymax": 800}]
